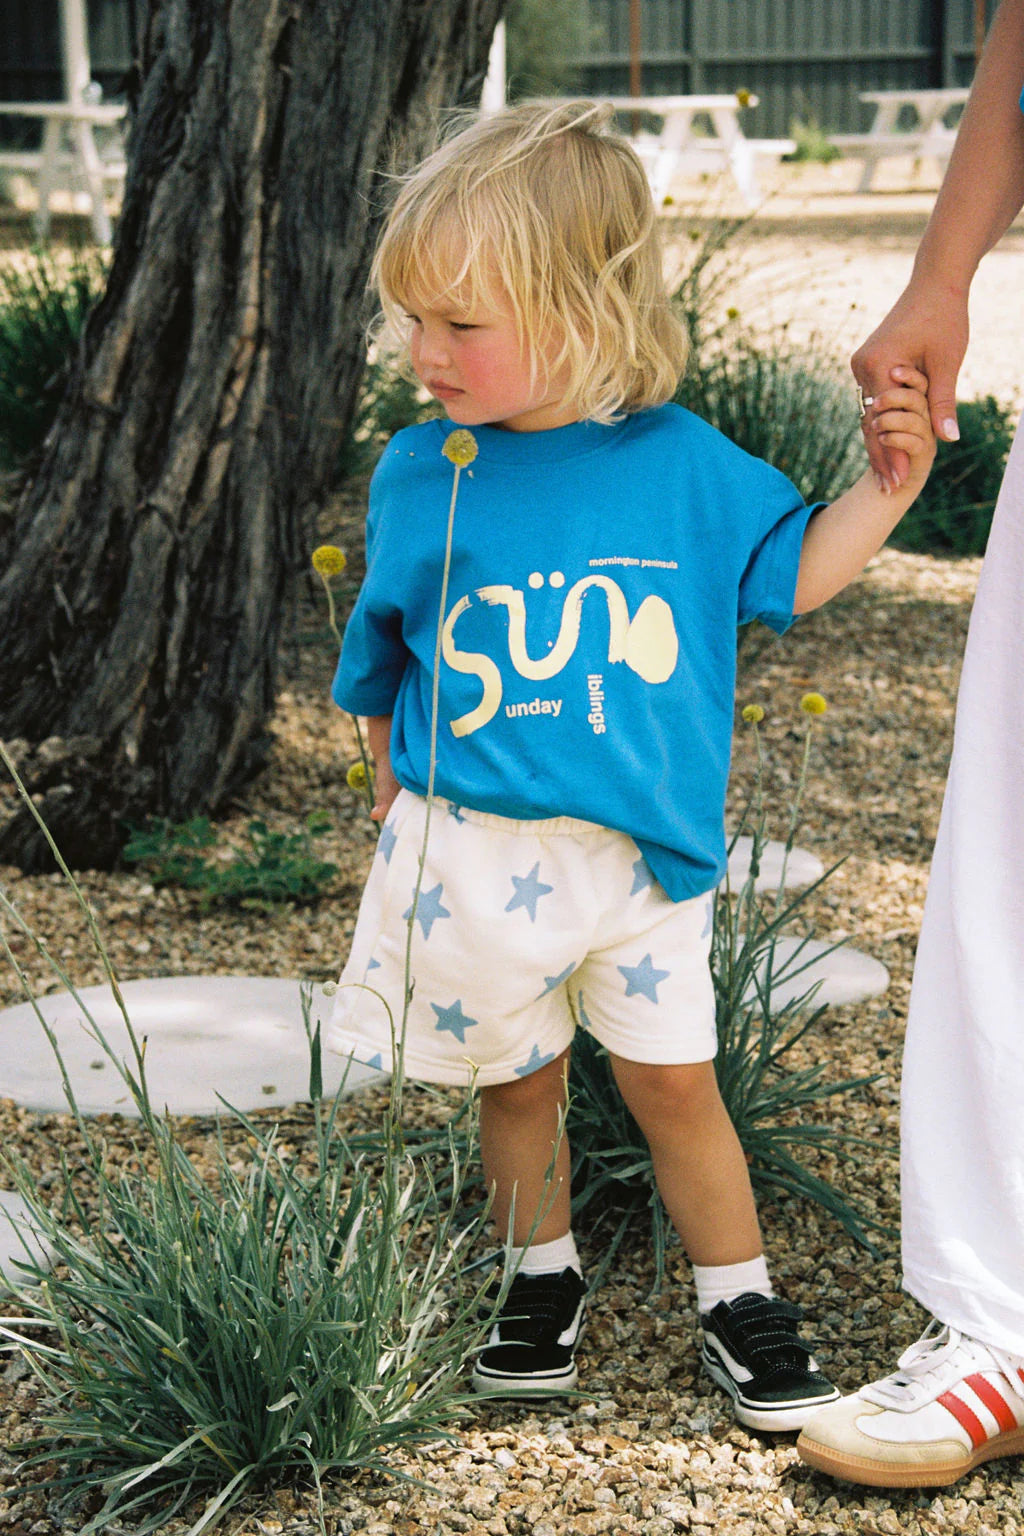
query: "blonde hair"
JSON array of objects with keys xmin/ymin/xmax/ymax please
[{"xmin": 370, "ymin": 100, "xmax": 687, "ymax": 424}]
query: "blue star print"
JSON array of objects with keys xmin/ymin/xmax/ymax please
[
  {"xmin": 447, "ymin": 803, "xmax": 466, "ymax": 823},
  {"xmin": 515, "ymin": 1043, "xmax": 557, "ymax": 1077},
  {"xmin": 403, "ymin": 882, "xmax": 451, "ymax": 939},
  {"xmin": 505, "ymin": 861, "xmax": 554, "ymax": 922},
  {"xmin": 537, "ymin": 961, "xmax": 577, "ymax": 999},
  {"xmin": 618, "ymin": 953, "xmax": 671, "ymax": 1003},
  {"xmin": 701, "ymin": 899, "xmax": 714, "ymax": 939},
  {"xmin": 431, "ymin": 999, "xmax": 479, "ymax": 1043},
  {"xmin": 377, "ymin": 821, "xmax": 398, "ymax": 863},
  {"xmin": 574, "ymin": 990, "xmax": 593, "ymax": 1032},
  {"xmin": 630, "ymin": 855, "xmax": 655, "ymax": 896}
]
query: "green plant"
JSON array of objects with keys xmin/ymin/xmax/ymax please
[
  {"xmin": 340, "ymin": 358, "xmax": 440, "ymax": 476},
  {"xmin": 0, "ymin": 744, "xmax": 504, "ymax": 1536},
  {"xmin": 0, "ymin": 247, "xmax": 109, "ymax": 472},
  {"xmin": 564, "ymin": 698, "xmax": 883, "ymax": 1285},
  {"xmin": 505, "ymin": 0, "xmax": 593, "ymax": 99},
  {"xmin": 122, "ymin": 813, "xmax": 339, "ymax": 909},
  {"xmin": 785, "ymin": 115, "xmax": 840, "ymax": 164},
  {"xmin": 888, "ymin": 394, "xmax": 1015, "ymax": 557},
  {"xmin": 675, "ymin": 337, "xmax": 864, "ymax": 506}
]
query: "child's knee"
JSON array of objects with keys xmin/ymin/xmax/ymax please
[{"xmin": 612, "ymin": 1056, "xmax": 721, "ymax": 1124}]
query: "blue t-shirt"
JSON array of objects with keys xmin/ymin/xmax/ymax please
[{"xmin": 334, "ymin": 405, "xmax": 817, "ymax": 900}]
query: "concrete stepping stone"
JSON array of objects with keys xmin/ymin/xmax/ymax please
[
  {"xmin": 0, "ymin": 1189, "xmax": 56, "ymax": 1290},
  {"xmin": 749, "ymin": 935, "xmax": 890, "ymax": 1011},
  {"xmin": 722, "ymin": 837, "xmax": 825, "ymax": 893},
  {"xmin": 0, "ymin": 977, "xmax": 384, "ymax": 1118}
]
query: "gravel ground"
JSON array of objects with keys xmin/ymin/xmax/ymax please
[{"xmin": 2, "ymin": 179, "xmax": 1024, "ymax": 1534}]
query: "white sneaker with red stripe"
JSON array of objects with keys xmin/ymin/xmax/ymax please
[{"xmin": 797, "ymin": 1320, "xmax": 1024, "ymax": 1488}]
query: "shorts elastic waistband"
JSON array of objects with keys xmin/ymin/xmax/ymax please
[{"xmin": 430, "ymin": 795, "xmax": 607, "ymax": 838}]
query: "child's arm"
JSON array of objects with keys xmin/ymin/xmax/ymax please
[
  {"xmin": 367, "ymin": 714, "xmax": 401, "ymax": 823},
  {"xmin": 793, "ymin": 367, "xmax": 935, "ymax": 613}
]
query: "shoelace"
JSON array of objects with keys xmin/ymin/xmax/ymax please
[
  {"xmin": 864, "ymin": 1320, "xmax": 1024, "ymax": 1411},
  {"xmin": 723, "ymin": 1294, "xmax": 815, "ymax": 1382}
]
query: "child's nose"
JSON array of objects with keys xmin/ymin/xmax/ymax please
[{"xmin": 416, "ymin": 323, "xmax": 450, "ymax": 369}]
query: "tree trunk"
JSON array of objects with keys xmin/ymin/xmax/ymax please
[{"xmin": 0, "ymin": 0, "xmax": 504, "ymax": 871}]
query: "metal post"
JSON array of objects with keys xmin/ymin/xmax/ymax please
[
  {"xmin": 629, "ymin": 0, "xmax": 642, "ymax": 134},
  {"xmin": 60, "ymin": 0, "xmax": 93, "ymax": 103}
]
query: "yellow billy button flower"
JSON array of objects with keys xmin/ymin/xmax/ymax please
[
  {"xmin": 346, "ymin": 761, "xmax": 368, "ymax": 791},
  {"xmin": 442, "ymin": 429, "xmax": 478, "ymax": 468},
  {"xmin": 800, "ymin": 692, "xmax": 828, "ymax": 716},
  {"xmin": 312, "ymin": 545, "xmax": 347, "ymax": 578},
  {"xmin": 742, "ymin": 703, "xmax": 765, "ymax": 724},
  {"xmin": 735, "ymin": 88, "xmax": 753, "ymax": 108}
]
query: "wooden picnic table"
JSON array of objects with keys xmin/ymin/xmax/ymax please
[
  {"xmin": 831, "ymin": 87, "xmax": 969, "ymax": 193},
  {"xmin": 599, "ymin": 94, "xmax": 793, "ymax": 210},
  {"xmin": 0, "ymin": 99, "xmax": 127, "ymax": 243}
]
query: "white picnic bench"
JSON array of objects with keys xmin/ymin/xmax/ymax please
[
  {"xmin": 831, "ymin": 87, "xmax": 969, "ymax": 192},
  {"xmin": 0, "ymin": 99, "xmax": 126, "ymax": 244},
  {"xmin": 599, "ymin": 95, "xmax": 795, "ymax": 210}
]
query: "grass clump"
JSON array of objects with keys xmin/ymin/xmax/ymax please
[
  {"xmin": 566, "ymin": 697, "xmax": 883, "ymax": 1285},
  {"xmin": 785, "ymin": 116, "xmax": 840, "ymax": 164},
  {"xmin": 1, "ymin": 1020, "xmax": 496, "ymax": 1534},
  {"xmin": 0, "ymin": 246, "xmax": 109, "ymax": 472},
  {"xmin": 888, "ymin": 394, "xmax": 1015, "ymax": 557},
  {"xmin": 122, "ymin": 812, "xmax": 339, "ymax": 909},
  {"xmin": 0, "ymin": 744, "xmax": 501, "ymax": 1535}
]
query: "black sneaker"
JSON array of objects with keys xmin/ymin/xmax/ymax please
[
  {"xmin": 471, "ymin": 1266, "xmax": 587, "ymax": 1398},
  {"xmin": 700, "ymin": 1291, "xmax": 840, "ymax": 1432}
]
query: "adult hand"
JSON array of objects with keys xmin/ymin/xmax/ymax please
[{"xmin": 852, "ymin": 278, "xmax": 969, "ymax": 489}]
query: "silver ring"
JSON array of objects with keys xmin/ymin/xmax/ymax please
[{"xmin": 857, "ymin": 386, "xmax": 875, "ymax": 417}]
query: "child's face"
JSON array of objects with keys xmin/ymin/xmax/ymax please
[{"xmin": 405, "ymin": 290, "xmax": 579, "ymax": 433}]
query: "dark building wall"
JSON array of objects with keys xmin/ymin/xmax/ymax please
[
  {"xmin": 577, "ymin": 0, "xmax": 996, "ymax": 136},
  {"xmin": 0, "ymin": 1, "xmax": 997, "ymax": 137}
]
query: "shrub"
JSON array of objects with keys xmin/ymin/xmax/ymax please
[
  {"xmin": 339, "ymin": 359, "xmax": 440, "ymax": 476},
  {"xmin": 785, "ymin": 116, "xmax": 840, "ymax": 164},
  {"xmin": 0, "ymin": 247, "xmax": 109, "ymax": 472},
  {"xmin": 674, "ymin": 337, "xmax": 864, "ymax": 506},
  {"xmin": 889, "ymin": 394, "xmax": 1016, "ymax": 557}
]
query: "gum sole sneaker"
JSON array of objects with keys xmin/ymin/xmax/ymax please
[
  {"xmin": 471, "ymin": 1265, "xmax": 586, "ymax": 1399},
  {"xmin": 700, "ymin": 1291, "xmax": 839, "ymax": 1432},
  {"xmin": 797, "ymin": 1321, "xmax": 1024, "ymax": 1488}
]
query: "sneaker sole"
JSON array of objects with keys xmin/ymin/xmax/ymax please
[
  {"xmin": 470, "ymin": 1362, "xmax": 578, "ymax": 1399},
  {"xmin": 797, "ymin": 1425, "xmax": 1024, "ymax": 1489},
  {"xmin": 702, "ymin": 1349, "xmax": 840, "ymax": 1433}
]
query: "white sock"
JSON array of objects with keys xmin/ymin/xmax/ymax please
[
  {"xmin": 507, "ymin": 1232, "xmax": 582, "ymax": 1277},
  {"xmin": 693, "ymin": 1255, "xmax": 772, "ymax": 1315}
]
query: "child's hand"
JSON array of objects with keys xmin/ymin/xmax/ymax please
[
  {"xmin": 366, "ymin": 714, "xmax": 400, "ymax": 823},
  {"xmin": 862, "ymin": 365, "xmax": 936, "ymax": 495},
  {"xmin": 370, "ymin": 757, "xmax": 401, "ymax": 822}
]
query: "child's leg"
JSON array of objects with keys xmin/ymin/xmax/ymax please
[
  {"xmin": 609, "ymin": 1051, "xmax": 838, "ymax": 1432},
  {"xmin": 607, "ymin": 1055, "xmax": 761, "ymax": 1265},
  {"xmin": 478, "ymin": 1047, "xmax": 572, "ymax": 1246},
  {"xmin": 472, "ymin": 1047, "xmax": 587, "ymax": 1399}
]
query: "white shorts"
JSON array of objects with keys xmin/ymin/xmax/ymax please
[{"xmin": 328, "ymin": 789, "xmax": 717, "ymax": 1087}]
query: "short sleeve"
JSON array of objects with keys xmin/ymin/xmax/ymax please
[{"xmin": 737, "ymin": 460, "xmax": 821, "ymax": 632}]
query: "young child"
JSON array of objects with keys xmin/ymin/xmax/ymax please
[{"xmin": 328, "ymin": 101, "xmax": 934, "ymax": 1430}]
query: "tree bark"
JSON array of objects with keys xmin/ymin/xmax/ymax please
[{"xmin": 0, "ymin": 0, "xmax": 504, "ymax": 871}]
